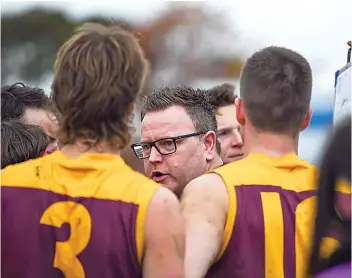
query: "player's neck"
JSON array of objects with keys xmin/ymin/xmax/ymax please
[
  {"xmin": 244, "ymin": 131, "xmax": 299, "ymax": 158},
  {"xmin": 60, "ymin": 140, "xmax": 121, "ymax": 158},
  {"xmin": 208, "ymin": 155, "xmax": 223, "ymax": 170}
]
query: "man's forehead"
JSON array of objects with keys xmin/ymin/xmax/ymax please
[
  {"xmin": 141, "ymin": 106, "xmax": 195, "ymax": 140},
  {"xmin": 216, "ymin": 104, "xmax": 236, "ymax": 116},
  {"xmin": 216, "ymin": 104, "xmax": 238, "ymax": 129},
  {"xmin": 23, "ymin": 108, "xmax": 58, "ymax": 137},
  {"xmin": 23, "ymin": 108, "xmax": 50, "ymax": 123}
]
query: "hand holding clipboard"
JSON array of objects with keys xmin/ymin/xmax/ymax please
[{"xmin": 333, "ymin": 41, "xmax": 351, "ymax": 126}]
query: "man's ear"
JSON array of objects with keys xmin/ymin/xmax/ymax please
[
  {"xmin": 203, "ymin": 131, "xmax": 217, "ymax": 162},
  {"xmin": 300, "ymin": 107, "xmax": 312, "ymax": 131},
  {"xmin": 235, "ymin": 98, "xmax": 245, "ymax": 126}
]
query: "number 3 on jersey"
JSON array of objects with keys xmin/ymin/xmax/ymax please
[{"xmin": 40, "ymin": 201, "xmax": 92, "ymax": 277}]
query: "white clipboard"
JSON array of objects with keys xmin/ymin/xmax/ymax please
[{"xmin": 333, "ymin": 59, "xmax": 351, "ymax": 126}]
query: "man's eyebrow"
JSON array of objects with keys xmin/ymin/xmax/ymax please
[
  {"xmin": 140, "ymin": 135, "xmax": 177, "ymax": 144},
  {"xmin": 218, "ymin": 127, "xmax": 232, "ymax": 131},
  {"xmin": 218, "ymin": 126, "xmax": 238, "ymax": 132}
]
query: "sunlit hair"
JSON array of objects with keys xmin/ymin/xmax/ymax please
[
  {"xmin": 206, "ymin": 83, "xmax": 238, "ymax": 110},
  {"xmin": 140, "ymin": 85, "xmax": 221, "ymax": 155},
  {"xmin": 1, "ymin": 120, "xmax": 49, "ymax": 169},
  {"xmin": 1, "ymin": 82, "xmax": 50, "ymax": 121},
  {"xmin": 51, "ymin": 22, "xmax": 149, "ymax": 150}
]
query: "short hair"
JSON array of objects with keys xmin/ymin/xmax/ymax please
[
  {"xmin": 1, "ymin": 82, "xmax": 50, "ymax": 121},
  {"xmin": 1, "ymin": 120, "xmax": 49, "ymax": 169},
  {"xmin": 309, "ymin": 116, "xmax": 351, "ymax": 275},
  {"xmin": 240, "ymin": 46, "xmax": 312, "ymax": 135},
  {"xmin": 51, "ymin": 22, "xmax": 149, "ymax": 149},
  {"xmin": 207, "ymin": 83, "xmax": 238, "ymax": 110},
  {"xmin": 140, "ymin": 85, "xmax": 221, "ymax": 154}
]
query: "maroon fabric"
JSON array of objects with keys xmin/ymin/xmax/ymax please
[
  {"xmin": 1, "ymin": 186, "xmax": 142, "ymax": 278},
  {"xmin": 205, "ymin": 185, "xmax": 316, "ymax": 278},
  {"xmin": 314, "ymin": 263, "xmax": 351, "ymax": 278}
]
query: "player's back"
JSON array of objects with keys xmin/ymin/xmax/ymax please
[
  {"xmin": 206, "ymin": 153, "xmax": 318, "ymax": 278},
  {"xmin": 1, "ymin": 151, "xmax": 160, "ymax": 278}
]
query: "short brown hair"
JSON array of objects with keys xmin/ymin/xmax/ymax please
[
  {"xmin": 240, "ymin": 46, "xmax": 312, "ymax": 135},
  {"xmin": 1, "ymin": 82, "xmax": 50, "ymax": 121},
  {"xmin": 51, "ymin": 22, "xmax": 149, "ymax": 149},
  {"xmin": 1, "ymin": 120, "xmax": 49, "ymax": 169},
  {"xmin": 140, "ymin": 85, "xmax": 221, "ymax": 154},
  {"xmin": 207, "ymin": 83, "xmax": 237, "ymax": 109}
]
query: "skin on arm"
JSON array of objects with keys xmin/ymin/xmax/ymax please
[
  {"xmin": 143, "ymin": 186, "xmax": 185, "ymax": 278},
  {"xmin": 180, "ymin": 173, "xmax": 229, "ymax": 278}
]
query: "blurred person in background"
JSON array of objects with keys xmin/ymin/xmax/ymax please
[
  {"xmin": 1, "ymin": 23, "xmax": 184, "ymax": 278},
  {"xmin": 133, "ymin": 85, "xmax": 222, "ymax": 197},
  {"xmin": 1, "ymin": 82, "xmax": 59, "ymax": 153},
  {"xmin": 309, "ymin": 116, "xmax": 351, "ymax": 278},
  {"xmin": 180, "ymin": 46, "xmax": 344, "ymax": 278},
  {"xmin": 207, "ymin": 83, "xmax": 244, "ymax": 163},
  {"xmin": 1, "ymin": 120, "xmax": 49, "ymax": 169}
]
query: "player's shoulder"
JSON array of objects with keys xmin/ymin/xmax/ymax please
[
  {"xmin": 182, "ymin": 172, "xmax": 228, "ymax": 203},
  {"xmin": 210, "ymin": 153, "xmax": 318, "ymax": 192},
  {"xmin": 149, "ymin": 186, "xmax": 180, "ymax": 210},
  {"xmin": 97, "ymin": 159, "xmax": 161, "ymax": 204},
  {"xmin": 209, "ymin": 156, "xmax": 255, "ymax": 186},
  {"xmin": 1, "ymin": 156, "xmax": 46, "ymax": 188},
  {"xmin": 108, "ymin": 160, "xmax": 160, "ymax": 191},
  {"xmin": 187, "ymin": 172, "xmax": 225, "ymax": 189}
]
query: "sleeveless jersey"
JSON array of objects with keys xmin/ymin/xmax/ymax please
[
  {"xmin": 1, "ymin": 151, "xmax": 160, "ymax": 278},
  {"xmin": 205, "ymin": 153, "xmax": 340, "ymax": 278}
]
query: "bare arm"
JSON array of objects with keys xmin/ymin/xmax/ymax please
[
  {"xmin": 143, "ymin": 187, "xmax": 185, "ymax": 278},
  {"xmin": 180, "ymin": 173, "xmax": 228, "ymax": 278}
]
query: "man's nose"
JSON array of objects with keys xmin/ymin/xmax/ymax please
[
  {"xmin": 231, "ymin": 130, "xmax": 243, "ymax": 147},
  {"xmin": 148, "ymin": 146, "xmax": 163, "ymax": 163}
]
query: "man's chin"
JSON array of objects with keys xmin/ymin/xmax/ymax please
[{"xmin": 224, "ymin": 154, "xmax": 244, "ymax": 163}]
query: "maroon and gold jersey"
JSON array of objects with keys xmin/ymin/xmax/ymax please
[
  {"xmin": 1, "ymin": 151, "xmax": 159, "ymax": 278},
  {"xmin": 206, "ymin": 153, "xmax": 345, "ymax": 278}
]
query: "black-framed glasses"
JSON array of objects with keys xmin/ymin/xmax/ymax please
[{"xmin": 131, "ymin": 132, "xmax": 204, "ymax": 159}]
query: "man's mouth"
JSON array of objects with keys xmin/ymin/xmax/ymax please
[
  {"xmin": 228, "ymin": 153, "xmax": 244, "ymax": 161},
  {"xmin": 151, "ymin": 171, "xmax": 168, "ymax": 182}
]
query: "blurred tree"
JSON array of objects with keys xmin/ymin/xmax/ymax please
[
  {"xmin": 1, "ymin": 3, "xmax": 243, "ymax": 172},
  {"xmin": 1, "ymin": 9, "xmax": 126, "ymax": 84},
  {"xmin": 1, "ymin": 4, "xmax": 242, "ymax": 89},
  {"xmin": 140, "ymin": 4, "xmax": 243, "ymax": 90}
]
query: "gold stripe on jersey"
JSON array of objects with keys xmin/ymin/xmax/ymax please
[{"xmin": 210, "ymin": 153, "xmax": 318, "ymax": 264}]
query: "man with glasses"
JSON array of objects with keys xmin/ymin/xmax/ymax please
[{"xmin": 132, "ymin": 85, "xmax": 223, "ymax": 197}]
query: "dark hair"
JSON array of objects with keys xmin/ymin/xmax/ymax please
[
  {"xmin": 140, "ymin": 85, "xmax": 221, "ymax": 155},
  {"xmin": 207, "ymin": 83, "xmax": 238, "ymax": 109},
  {"xmin": 240, "ymin": 46, "xmax": 312, "ymax": 135},
  {"xmin": 309, "ymin": 116, "xmax": 351, "ymax": 275},
  {"xmin": 1, "ymin": 82, "xmax": 50, "ymax": 121},
  {"xmin": 51, "ymin": 22, "xmax": 149, "ymax": 150},
  {"xmin": 1, "ymin": 120, "xmax": 49, "ymax": 169}
]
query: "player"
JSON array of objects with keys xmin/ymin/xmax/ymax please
[
  {"xmin": 181, "ymin": 46, "xmax": 332, "ymax": 278},
  {"xmin": 206, "ymin": 83, "xmax": 244, "ymax": 163},
  {"xmin": 309, "ymin": 116, "xmax": 351, "ymax": 278},
  {"xmin": 1, "ymin": 23, "xmax": 184, "ymax": 278},
  {"xmin": 1, "ymin": 120, "xmax": 49, "ymax": 169},
  {"xmin": 134, "ymin": 85, "xmax": 222, "ymax": 197},
  {"xmin": 1, "ymin": 82, "xmax": 59, "ymax": 153}
]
